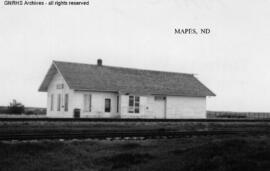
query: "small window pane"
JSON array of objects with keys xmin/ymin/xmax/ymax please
[
  {"xmin": 135, "ymin": 96, "xmax": 140, "ymax": 102},
  {"xmin": 135, "ymin": 107, "xmax": 139, "ymax": 113},
  {"xmin": 129, "ymin": 96, "xmax": 134, "ymax": 107},
  {"xmin": 128, "ymin": 107, "xmax": 134, "ymax": 113}
]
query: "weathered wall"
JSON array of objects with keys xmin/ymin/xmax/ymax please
[
  {"xmin": 116, "ymin": 95, "xmax": 206, "ymax": 119},
  {"xmin": 147, "ymin": 96, "xmax": 166, "ymax": 119},
  {"xmin": 73, "ymin": 91, "xmax": 119, "ymax": 118},
  {"xmin": 119, "ymin": 95, "xmax": 163, "ymax": 118},
  {"xmin": 120, "ymin": 95, "xmax": 152, "ymax": 118},
  {"xmin": 112, "ymin": 95, "xmax": 206, "ymax": 119},
  {"xmin": 46, "ymin": 72, "xmax": 206, "ymax": 118},
  {"xmin": 166, "ymin": 96, "xmax": 206, "ymax": 118},
  {"xmin": 47, "ymin": 72, "xmax": 74, "ymax": 117}
]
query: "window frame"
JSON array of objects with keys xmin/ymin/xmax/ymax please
[
  {"xmin": 83, "ymin": 94, "xmax": 92, "ymax": 112},
  {"xmin": 50, "ymin": 94, "xmax": 54, "ymax": 111},
  {"xmin": 128, "ymin": 96, "xmax": 140, "ymax": 113},
  {"xmin": 56, "ymin": 83, "xmax": 64, "ymax": 89},
  {"xmin": 57, "ymin": 94, "xmax": 61, "ymax": 111},
  {"xmin": 116, "ymin": 96, "xmax": 119, "ymax": 113},
  {"xmin": 64, "ymin": 94, "xmax": 69, "ymax": 112},
  {"xmin": 105, "ymin": 98, "xmax": 111, "ymax": 113}
]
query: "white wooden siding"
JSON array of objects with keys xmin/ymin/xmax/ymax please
[
  {"xmin": 46, "ymin": 71, "xmax": 207, "ymax": 118},
  {"xmin": 47, "ymin": 72, "xmax": 74, "ymax": 117},
  {"xmin": 166, "ymin": 96, "xmax": 206, "ymax": 118},
  {"xmin": 72, "ymin": 91, "xmax": 119, "ymax": 118}
]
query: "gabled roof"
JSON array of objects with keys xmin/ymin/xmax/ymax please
[{"xmin": 39, "ymin": 61, "xmax": 215, "ymax": 97}]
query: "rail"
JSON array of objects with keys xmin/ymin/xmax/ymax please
[
  {"xmin": 1, "ymin": 118, "xmax": 270, "ymax": 122},
  {"xmin": 0, "ymin": 129, "xmax": 269, "ymax": 141}
]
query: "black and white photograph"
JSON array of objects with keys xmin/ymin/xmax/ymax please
[{"xmin": 0, "ymin": 0, "xmax": 270, "ymax": 170}]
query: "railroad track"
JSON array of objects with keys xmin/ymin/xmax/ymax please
[
  {"xmin": 1, "ymin": 118, "xmax": 270, "ymax": 122},
  {"xmin": 0, "ymin": 130, "xmax": 267, "ymax": 141}
]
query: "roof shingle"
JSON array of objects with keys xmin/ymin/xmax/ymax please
[{"xmin": 39, "ymin": 61, "xmax": 215, "ymax": 97}]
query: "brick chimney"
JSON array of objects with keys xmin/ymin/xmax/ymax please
[{"xmin": 97, "ymin": 59, "xmax": 102, "ymax": 66}]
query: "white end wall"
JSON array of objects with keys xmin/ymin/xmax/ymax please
[
  {"xmin": 47, "ymin": 72, "xmax": 74, "ymax": 118},
  {"xmin": 166, "ymin": 96, "xmax": 206, "ymax": 118}
]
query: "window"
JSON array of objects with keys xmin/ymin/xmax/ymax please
[
  {"xmin": 56, "ymin": 84, "xmax": 64, "ymax": 89},
  {"xmin": 117, "ymin": 96, "xmax": 119, "ymax": 113},
  {"xmin": 135, "ymin": 96, "xmax": 140, "ymax": 113},
  {"xmin": 155, "ymin": 96, "xmax": 166, "ymax": 100},
  {"xmin": 64, "ymin": 94, "xmax": 69, "ymax": 112},
  {"xmin": 57, "ymin": 94, "xmax": 61, "ymax": 111},
  {"xmin": 105, "ymin": 98, "xmax": 111, "ymax": 113},
  {"xmin": 50, "ymin": 94, "xmax": 54, "ymax": 111},
  {"xmin": 83, "ymin": 94, "xmax": 91, "ymax": 112},
  {"xmin": 128, "ymin": 96, "xmax": 140, "ymax": 113}
]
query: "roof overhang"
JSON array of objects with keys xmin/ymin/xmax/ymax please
[{"xmin": 38, "ymin": 61, "xmax": 71, "ymax": 92}]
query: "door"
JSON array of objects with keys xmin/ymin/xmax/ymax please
[{"xmin": 153, "ymin": 97, "xmax": 166, "ymax": 119}]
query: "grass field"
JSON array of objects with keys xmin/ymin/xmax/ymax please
[
  {"xmin": 1, "ymin": 121, "xmax": 270, "ymax": 170},
  {"xmin": 1, "ymin": 134, "xmax": 270, "ymax": 171}
]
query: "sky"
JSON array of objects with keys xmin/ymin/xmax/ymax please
[{"xmin": 0, "ymin": 0, "xmax": 270, "ymax": 112}]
